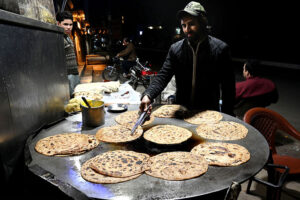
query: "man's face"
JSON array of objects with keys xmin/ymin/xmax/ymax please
[
  {"xmin": 243, "ymin": 64, "xmax": 249, "ymax": 79},
  {"xmin": 122, "ymin": 40, "xmax": 128, "ymax": 46},
  {"xmin": 57, "ymin": 19, "xmax": 73, "ymax": 35},
  {"xmin": 181, "ymin": 15, "xmax": 201, "ymax": 43}
]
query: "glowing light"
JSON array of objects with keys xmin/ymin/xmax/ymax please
[
  {"xmin": 148, "ymin": 26, "xmax": 153, "ymax": 29},
  {"xmin": 139, "ymin": 31, "xmax": 143, "ymax": 36}
]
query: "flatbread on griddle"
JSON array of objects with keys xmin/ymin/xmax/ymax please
[
  {"xmin": 195, "ymin": 121, "xmax": 248, "ymax": 140},
  {"xmin": 152, "ymin": 104, "xmax": 187, "ymax": 118},
  {"xmin": 115, "ymin": 110, "xmax": 154, "ymax": 126},
  {"xmin": 81, "ymin": 157, "xmax": 141, "ymax": 184},
  {"xmin": 90, "ymin": 150, "xmax": 150, "ymax": 178},
  {"xmin": 191, "ymin": 142, "xmax": 250, "ymax": 166},
  {"xmin": 143, "ymin": 125, "xmax": 192, "ymax": 145},
  {"xmin": 96, "ymin": 124, "xmax": 143, "ymax": 143},
  {"xmin": 145, "ymin": 151, "xmax": 208, "ymax": 181},
  {"xmin": 184, "ymin": 110, "xmax": 223, "ymax": 124},
  {"xmin": 35, "ymin": 133, "xmax": 99, "ymax": 156}
]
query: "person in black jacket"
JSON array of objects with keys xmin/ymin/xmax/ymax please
[{"xmin": 140, "ymin": 1, "xmax": 235, "ymax": 115}]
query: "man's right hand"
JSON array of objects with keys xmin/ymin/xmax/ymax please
[{"xmin": 140, "ymin": 95, "xmax": 152, "ymax": 114}]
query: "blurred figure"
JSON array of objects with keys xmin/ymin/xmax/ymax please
[
  {"xmin": 56, "ymin": 11, "xmax": 80, "ymax": 97},
  {"xmin": 234, "ymin": 59, "xmax": 278, "ymax": 119},
  {"xmin": 140, "ymin": 1, "xmax": 235, "ymax": 115},
  {"xmin": 116, "ymin": 37, "xmax": 137, "ymax": 78}
]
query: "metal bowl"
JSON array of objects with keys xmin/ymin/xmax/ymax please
[{"xmin": 107, "ymin": 104, "xmax": 128, "ymax": 113}]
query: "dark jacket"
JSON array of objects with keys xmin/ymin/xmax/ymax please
[
  {"xmin": 143, "ymin": 36, "xmax": 235, "ymax": 115},
  {"xmin": 118, "ymin": 43, "xmax": 137, "ymax": 62},
  {"xmin": 64, "ymin": 34, "xmax": 78, "ymax": 75}
]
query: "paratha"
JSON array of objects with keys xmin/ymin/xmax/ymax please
[
  {"xmin": 143, "ymin": 125, "xmax": 192, "ymax": 145},
  {"xmin": 152, "ymin": 104, "xmax": 187, "ymax": 118},
  {"xmin": 90, "ymin": 150, "xmax": 150, "ymax": 178},
  {"xmin": 35, "ymin": 133, "xmax": 99, "ymax": 156},
  {"xmin": 184, "ymin": 110, "xmax": 223, "ymax": 124},
  {"xmin": 195, "ymin": 121, "xmax": 248, "ymax": 140},
  {"xmin": 115, "ymin": 110, "xmax": 154, "ymax": 126},
  {"xmin": 81, "ymin": 157, "xmax": 141, "ymax": 184},
  {"xmin": 145, "ymin": 151, "xmax": 208, "ymax": 180},
  {"xmin": 191, "ymin": 142, "xmax": 250, "ymax": 166},
  {"xmin": 96, "ymin": 124, "xmax": 143, "ymax": 143}
]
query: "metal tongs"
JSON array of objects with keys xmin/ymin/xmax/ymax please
[{"xmin": 131, "ymin": 104, "xmax": 152, "ymax": 135}]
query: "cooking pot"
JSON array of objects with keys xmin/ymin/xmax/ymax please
[{"xmin": 81, "ymin": 100, "xmax": 105, "ymax": 127}]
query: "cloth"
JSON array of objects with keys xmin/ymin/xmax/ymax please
[
  {"xmin": 235, "ymin": 76, "xmax": 276, "ymax": 100},
  {"xmin": 64, "ymin": 35, "xmax": 78, "ymax": 75},
  {"xmin": 143, "ymin": 36, "xmax": 235, "ymax": 115},
  {"xmin": 102, "ymin": 81, "xmax": 141, "ymax": 105},
  {"xmin": 117, "ymin": 43, "xmax": 137, "ymax": 62}
]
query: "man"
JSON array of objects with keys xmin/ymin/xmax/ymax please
[
  {"xmin": 116, "ymin": 37, "xmax": 137, "ymax": 78},
  {"xmin": 56, "ymin": 11, "xmax": 80, "ymax": 96},
  {"xmin": 140, "ymin": 1, "xmax": 235, "ymax": 115},
  {"xmin": 234, "ymin": 59, "xmax": 278, "ymax": 118}
]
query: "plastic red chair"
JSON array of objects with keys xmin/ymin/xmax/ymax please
[{"xmin": 243, "ymin": 107, "xmax": 300, "ymax": 199}]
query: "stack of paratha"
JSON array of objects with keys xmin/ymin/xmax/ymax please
[
  {"xmin": 96, "ymin": 124, "xmax": 143, "ymax": 143},
  {"xmin": 145, "ymin": 151, "xmax": 208, "ymax": 180},
  {"xmin": 115, "ymin": 110, "xmax": 154, "ymax": 126},
  {"xmin": 143, "ymin": 125, "xmax": 192, "ymax": 145},
  {"xmin": 195, "ymin": 121, "xmax": 248, "ymax": 140},
  {"xmin": 81, "ymin": 150, "xmax": 150, "ymax": 184},
  {"xmin": 152, "ymin": 104, "xmax": 187, "ymax": 118},
  {"xmin": 35, "ymin": 133, "xmax": 99, "ymax": 156},
  {"xmin": 191, "ymin": 142, "xmax": 250, "ymax": 166},
  {"xmin": 184, "ymin": 110, "xmax": 223, "ymax": 124}
]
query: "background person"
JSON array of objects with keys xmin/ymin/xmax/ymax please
[
  {"xmin": 140, "ymin": 1, "xmax": 235, "ymax": 115},
  {"xmin": 116, "ymin": 37, "xmax": 137, "ymax": 78},
  {"xmin": 234, "ymin": 59, "xmax": 278, "ymax": 118},
  {"xmin": 56, "ymin": 11, "xmax": 80, "ymax": 96}
]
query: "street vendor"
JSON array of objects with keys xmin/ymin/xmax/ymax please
[{"xmin": 140, "ymin": 1, "xmax": 236, "ymax": 115}]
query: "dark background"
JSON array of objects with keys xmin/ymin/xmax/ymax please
[{"xmin": 73, "ymin": 0, "xmax": 300, "ymax": 66}]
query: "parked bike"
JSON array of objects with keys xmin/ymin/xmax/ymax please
[{"xmin": 129, "ymin": 58, "xmax": 157, "ymax": 90}]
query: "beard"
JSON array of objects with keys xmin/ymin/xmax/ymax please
[{"xmin": 185, "ymin": 26, "xmax": 207, "ymax": 44}]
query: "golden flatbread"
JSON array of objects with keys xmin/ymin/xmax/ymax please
[
  {"xmin": 90, "ymin": 150, "xmax": 150, "ymax": 178},
  {"xmin": 143, "ymin": 125, "xmax": 192, "ymax": 145},
  {"xmin": 35, "ymin": 133, "xmax": 99, "ymax": 156},
  {"xmin": 152, "ymin": 104, "xmax": 187, "ymax": 118},
  {"xmin": 96, "ymin": 124, "xmax": 143, "ymax": 143},
  {"xmin": 191, "ymin": 142, "xmax": 250, "ymax": 166},
  {"xmin": 195, "ymin": 121, "xmax": 248, "ymax": 140},
  {"xmin": 81, "ymin": 157, "xmax": 141, "ymax": 184},
  {"xmin": 115, "ymin": 110, "xmax": 154, "ymax": 126},
  {"xmin": 184, "ymin": 110, "xmax": 223, "ymax": 124},
  {"xmin": 145, "ymin": 151, "xmax": 208, "ymax": 180}
]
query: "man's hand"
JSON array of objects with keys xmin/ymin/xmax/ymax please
[{"xmin": 140, "ymin": 95, "xmax": 152, "ymax": 114}]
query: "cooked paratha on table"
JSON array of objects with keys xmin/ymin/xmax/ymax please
[
  {"xmin": 90, "ymin": 150, "xmax": 150, "ymax": 178},
  {"xmin": 143, "ymin": 125, "xmax": 192, "ymax": 145},
  {"xmin": 96, "ymin": 124, "xmax": 143, "ymax": 143},
  {"xmin": 195, "ymin": 121, "xmax": 248, "ymax": 140},
  {"xmin": 152, "ymin": 104, "xmax": 187, "ymax": 118},
  {"xmin": 81, "ymin": 157, "xmax": 141, "ymax": 184},
  {"xmin": 191, "ymin": 142, "xmax": 250, "ymax": 166},
  {"xmin": 145, "ymin": 151, "xmax": 208, "ymax": 181},
  {"xmin": 184, "ymin": 110, "xmax": 223, "ymax": 124},
  {"xmin": 115, "ymin": 110, "xmax": 154, "ymax": 126},
  {"xmin": 35, "ymin": 133, "xmax": 99, "ymax": 156}
]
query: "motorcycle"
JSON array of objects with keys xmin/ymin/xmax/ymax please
[
  {"xmin": 102, "ymin": 57, "xmax": 123, "ymax": 81},
  {"xmin": 129, "ymin": 58, "xmax": 157, "ymax": 90}
]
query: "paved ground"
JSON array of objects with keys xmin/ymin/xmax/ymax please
[{"xmin": 80, "ymin": 64, "xmax": 300, "ymax": 200}]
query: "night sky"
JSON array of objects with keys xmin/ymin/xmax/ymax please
[{"xmin": 73, "ymin": 0, "xmax": 300, "ymax": 65}]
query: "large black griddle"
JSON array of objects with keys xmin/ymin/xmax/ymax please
[{"xmin": 26, "ymin": 105, "xmax": 269, "ymax": 200}]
